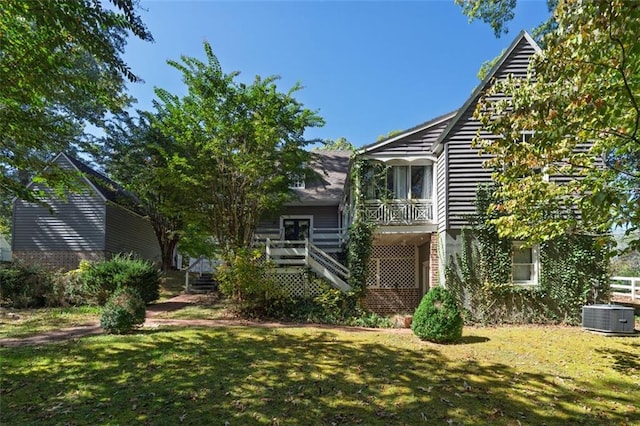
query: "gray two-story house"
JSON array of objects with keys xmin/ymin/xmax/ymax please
[
  {"xmin": 259, "ymin": 31, "xmax": 542, "ymax": 314},
  {"xmin": 347, "ymin": 31, "xmax": 541, "ymax": 314}
]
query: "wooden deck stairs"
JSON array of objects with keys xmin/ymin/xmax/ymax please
[{"xmin": 265, "ymin": 239, "xmax": 351, "ymax": 292}]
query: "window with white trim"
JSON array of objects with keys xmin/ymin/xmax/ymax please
[
  {"xmin": 289, "ymin": 174, "xmax": 305, "ymax": 189},
  {"xmin": 511, "ymin": 242, "xmax": 539, "ymax": 285},
  {"xmin": 384, "ymin": 165, "xmax": 433, "ymax": 199}
]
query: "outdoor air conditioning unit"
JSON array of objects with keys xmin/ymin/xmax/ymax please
[{"xmin": 582, "ymin": 304, "xmax": 635, "ymax": 334}]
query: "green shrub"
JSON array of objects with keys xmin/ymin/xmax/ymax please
[
  {"xmin": 82, "ymin": 254, "xmax": 160, "ymax": 305},
  {"xmin": 100, "ymin": 287, "xmax": 146, "ymax": 334},
  {"xmin": 259, "ymin": 277, "xmax": 392, "ymax": 328},
  {"xmin": 349, "ymin": 311, "xmax": 393, "ymax": 328},
  {"xmin": 412, "ymin": 287, "xmax": 463, "ymax": 343},
  {"xmin": 259, "ymin": 276, "xmax": 354, "ymax": 323},
  {"xmin": 56, "ymin": 268, "xmax": 91, "ymax": 306},
  {"xmin": 0, "ymin": 263, "xmax": 54, "ymax": 308},
  {"xmin": 217, "ymin": 249, "xmax": 284, "ymax": 315}
]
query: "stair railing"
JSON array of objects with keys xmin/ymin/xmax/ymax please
[
  {"xmin": 307, "ymin": 241, "xmax": 350, "ymax": 288},
  {"xmin": 184, "ymin": 255, "xmax": 207, "ymax": 293}
]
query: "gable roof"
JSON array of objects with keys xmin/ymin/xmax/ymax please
[
  {"xmin": 358, "ymin": 110, "xmax": 457, "ymax": 157},
  {"xmin": 288, "ymin": 150, "xmax": 351, "ymax": 205},
  {"xmin": 432, "ymin": 30, "xmax": 541, "ymax": 153},
  {"xmin": 58, "ymin": 153, "xmax": 143, "ymax": 214}
]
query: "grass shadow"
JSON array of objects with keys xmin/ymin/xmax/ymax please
[
  {"xmin": 596, "ymin": 341, "xmax": 640, "ymax": 374},
  {"xmin": 455, "ymin": 335, "xmax": 490, "ymax": 344},
  {"xmin": 2, "ymin": 326, "xmax": 638, "ymax": 425}
]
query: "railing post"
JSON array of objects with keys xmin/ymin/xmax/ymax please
[
  {"xmin": 305, "ymin": 239, "xmax": 310, "ymax": 266},
  {"xmin": 266, "ymin": 238, "xmax": 271, "ymax": 261},
  {"xmin": 633, "ymin": 278, "xmax": 637, "ymax": 301},
  {"xmin": 185, "ymin": 269, "xmax": 190, "ymax": 293}
]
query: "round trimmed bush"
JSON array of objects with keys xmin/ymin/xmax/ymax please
[
  {"xmin": 412, "ymin": 286, "xmax": 463, "ymax": 343},
  {"xmin": 100, "ymin": 287, "xmax": 146, "ymax": 334},
  {"xmin": 82, "ymin": 255, "xmax": 160, "ymax": 305}
]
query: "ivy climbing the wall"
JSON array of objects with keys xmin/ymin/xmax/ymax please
[
  {"xmin": 540, "ymin": 234, "xmax": 610, "ymax": 323},
  {"xmin": 446, "ymin": 185, "xmax": 610, "ymax": 325},
  {"xmin": 346, "ymin": 158, "xmax": 376, "ymax": 300}
]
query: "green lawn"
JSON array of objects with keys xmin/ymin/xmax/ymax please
[
  {"xmin": 1, "ymin": 325, "xmax": 638, "ymax": 425},
  {"xmin": 0, "ymin": 306, "xmax": 101, "ymax": 339}
]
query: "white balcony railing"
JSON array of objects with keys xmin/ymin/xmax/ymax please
[{"xmin": 362, "ymin": 199, "xmax": 433, "ymax": 225}]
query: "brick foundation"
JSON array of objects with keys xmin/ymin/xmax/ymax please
[
  {"xmin": 362, "ymin": 288, "xmax": 420, "ymax": 315},
  {"xmin": 12, "ymin": 250, "xmax": 108, "ymax": 271}
]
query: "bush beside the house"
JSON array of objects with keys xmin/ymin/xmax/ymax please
[
  {"xmin": 217, "ymin": 249, "xmax": 286, "ymax": 315},
  {"xmin": 100, "ymin": 287, "xmax": 146, "ymax": 334},
  {"xmin": 412, "ymin": 287, "xmax": 463, "ymax": 343},
  {"xmin": 82, "ymin": 255, "xmax": 160, "ymax": 305}
]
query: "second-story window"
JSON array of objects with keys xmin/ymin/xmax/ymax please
[
  {"xmin": 385, "ymin": 165, "xmax": 432, "ymax": 199},
  {"xmin": 289, "ymin": 174, "xmax": 305, "ymax": 189}
]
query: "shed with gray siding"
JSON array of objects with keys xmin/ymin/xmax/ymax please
[{"xmin": 12, "ymin": 153, "xmax": 161, "ymax": 270}]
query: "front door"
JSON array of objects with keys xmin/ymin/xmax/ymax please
[{"xmin": 283, "ymin": 218, "xmax": 310, "ymax": 241}]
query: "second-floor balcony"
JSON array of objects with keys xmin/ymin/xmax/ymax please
[{"xmin": 362, "ymin": 199, "xmax": 433, "ymax": 225}]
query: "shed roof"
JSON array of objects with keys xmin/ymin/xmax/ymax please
[{"xmin": 61, "ymin": 153, "xmax": 143, "ymax": 214}]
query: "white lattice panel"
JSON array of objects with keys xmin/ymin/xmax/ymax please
[
  {"xmin": 379, "ymin": 257, "xmax": 414, "ymax": 288},
  {"xmin": 367, "ymin": 245, "xmax": 416, "ymax": 289},
  {"xmin": 366, "ymin": 264, "xmax": 378, "ymax": 287},
  {"xmin": 371, "ymin": 245, "xmax": 414, "ymax": 259},
  {"xmin": 269, "ymin": 269, "xmax": 323, "ymax": 298}
]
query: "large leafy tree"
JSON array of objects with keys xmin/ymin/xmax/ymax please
[
  {"xmin": 153, "ymin": 42, "xmax": 323, "ymax": 256},
  {"xmin": 456, "ymin": 0, "xmax": 558, "ymax": 40},
  {"xmin": 103, "ymin": 112, "xmax": 190, "ymax": 271},
  {"xmin": 316, "ymin": 137, "xmax": 355, "ymax": 151},
  {"xmin": 472, "ymin": 0, "xmax": 640, "ymax": 250},
  {"xmin": 0, "ymin": 0, "xmax": 153, "ymax": 209}
]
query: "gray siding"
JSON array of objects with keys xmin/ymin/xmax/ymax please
[
  {"xmin": 444, "ymin": 36, "xmax": 537, "ymax": 229},
  {"xmin": 13, "ymin": 190, "xmax": 106, "ymax": 251},
  {"xmin": 373, "ymin": 120, "xmax": 449, "ymax": 156},
  {"xmin": 260, "ymin": 205, "xmax": 340, "ymax": 230},
  {"xmin": 104, "ymin": 203, "xmax": 161, "ymax": 262}
]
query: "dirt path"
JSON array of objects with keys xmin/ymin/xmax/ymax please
[{"xmin": 0, "ymin": 295, "xmax": 408, "ymax": 348}]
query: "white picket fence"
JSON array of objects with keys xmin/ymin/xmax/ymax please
[{"xmin": 611, "ymin": 276, "xmax": 640, "ymax": 301}]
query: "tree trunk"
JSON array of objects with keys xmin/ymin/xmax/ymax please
[{"xmin": 160, "ymin": 237, "xmax": 179, "ymax": 272}]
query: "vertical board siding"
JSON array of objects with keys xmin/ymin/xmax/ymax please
[
  {"xmin": 105, "ymin": 204, "xmax": 161, "ymax": 263},
  {"xmin": 444, "ymin": 37, "xmax": 537, "ymax": 229},
  {"xmin": 12, "ymin": 191, "xmax": 106, "ymax": 251}
]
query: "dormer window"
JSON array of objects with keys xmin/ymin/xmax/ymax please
[{"xmin": 290, "ymin": 174, "xmax": 305, "ymax": 189}]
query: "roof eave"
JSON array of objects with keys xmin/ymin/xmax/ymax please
[{"xmin": 358, "ymin": 110, "xmax": 457, "ymax": 155}]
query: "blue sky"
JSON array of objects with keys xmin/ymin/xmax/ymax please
[{"xmin": 122, "ymin": 1, "xmax": 550, "ymax": 148}]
